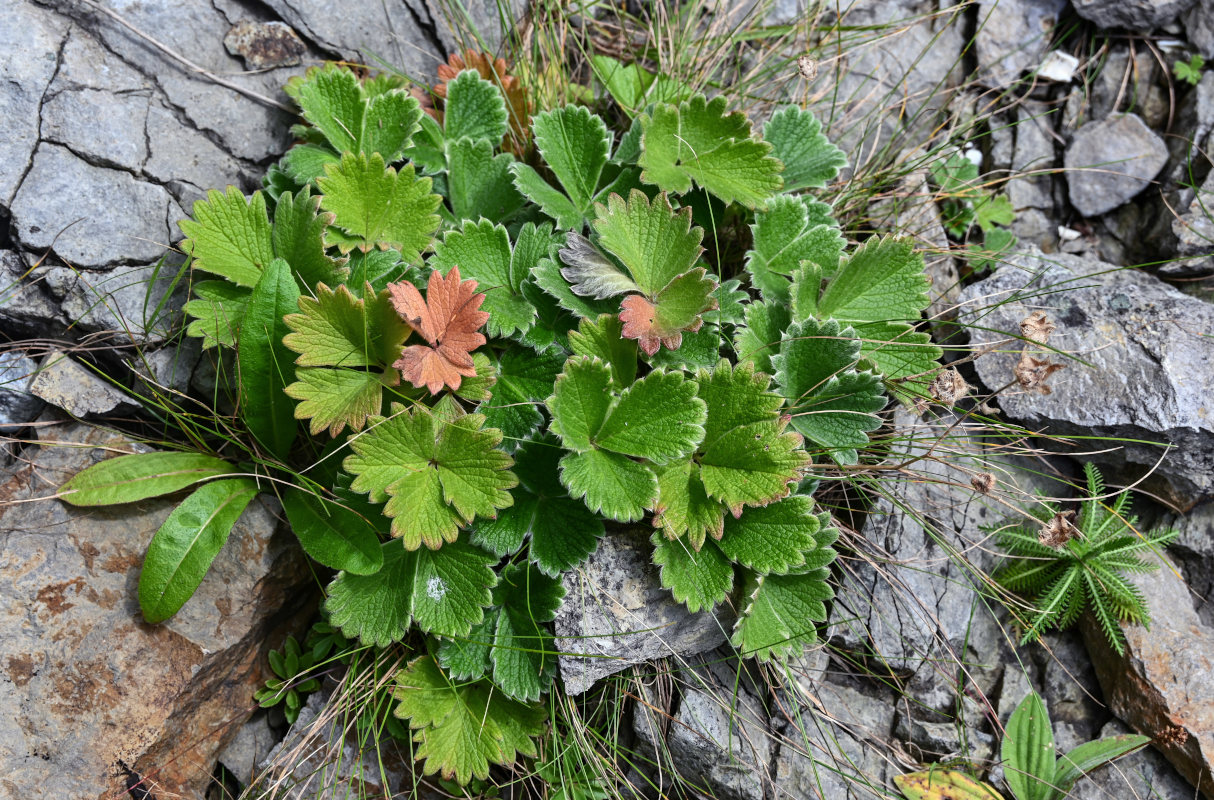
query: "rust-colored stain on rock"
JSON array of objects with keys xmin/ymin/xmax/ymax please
[
  {"xmin": 35, "ymin": 577, "xmax": 87, "ymax": 615},
  {"xmin": 5, "ymin": 654, "xmax": 37, "ymax": 687}
]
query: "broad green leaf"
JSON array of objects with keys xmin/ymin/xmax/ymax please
[
  {"xmin": 510, "ymin": 163, "xmax": 583, "ymax": 230},
  {"xmin": 695, "ymin": 359, "xmax": 786, "ymax": 449},
  {"xmin": 510, "ymin": 222, "xmax": 564, "ymax": 293},
  {"xmin": 138, "ymin": 478, "xmax": 260, "ymax": 623},
  {"xmin": 443, "ymin": 70, "xmax": 509, "ymax": 144},
  {"xmin": 651, "ymin": 533, "xmax": 733, "ymax": 613},
  {"xmin": 281, "ymin": 487, "xmax": 383, "ymax": 574},
  {"xmin": 699, "ymin": 417, "xmax": 809, "ymax": 511},
  {"xmin": 393, "ymin": 655, "xmax": 544, "ymax": 784},
  {"xmin": 446, "ymin": 137, "xmax": 525, "ymax": 223},
  {"xmin": 732, "ymin": 300, "xmax": 790, "ymax": 374},
  {"xmin": 653, "ymin": 461, "xmax": 723, "ymax": 548},
  {"xmin": 530, "ymin": 105, "xmax": 612, "ymax": 217},
  {"xmin": 592, "ymin": 190, "xmax": 703, "ymax": 296},
  {"xmin": 568, "ymin": 314, "xmax": 638, "ymax": 387},
  {"xmin": 594, "ymin": 369, "xmax": 706, "ymax": 463},
  {"xmin": 975, "ymin": 194, "xmax": 1015, "ymax": 233},
  {"xmin": 746, "ymin": 195, "xmax": 845, "ymax": 302},
  {"xmin": 326, "ymin": 538, "xmax": 498, "ymax": 645},
  {"xmin": 546, "ymin": 356, "xmax": 614, "ymax": 453},
  {"xmin": 430, "ymin": 219, "xmax": 535, "ymax": 337},
  {"xmin": 559, "ymin": 448, "xmax": 656, "ymax": 523},
  {"xmin": 273, "ymin": 190, "xmax": 346, "ymax": 287},
  {"xmin": 285, "ymin": 64, "xmax": 421, "ymax": 161},
  {"xmin": 639, "ymin": 95, "xmax": 783, "ymax": 208},
  {"xmin": 772, "ymin": 319, "xmax": 886, "ymax": 465},
  {"xmin": 703, "ymin": 278, "xmax": 747, "ymax": 326},
  {"xmin": 453, "ymin": 352, "xmax": 497, "ymax": 404},
  {"xmin": 490, "ymin": 562, "xmax": 565, "ymax": 701},
  {"xmin": 180, "ymin": 187, "xmax": 275, "ymax": 288},
  {"xmin": 789, "ymin": 262, "xmax": 821, "ymax": 321},
  {"xmin": 591, "ymin": 55, "xmax": 656, "ymax": 114},
  {"xmin": 345, "ymin": 249, "xmax": 407, "ymax": 294},
  {"xmin": 1053, "ymin": 734, "xmax": 1150, "ymax": 795},
  {"xmin": 893, "ymin": 769, "xmax": 1003, "ymax": 800},
  {"xmin": 853, "ymin": 320, "xmax": 942, "ymax": 385},
  {"xmin": 403, "ymin": 112, "xmax": 448, "ymax": 174},
  {"xmin": 647, "ymin": 326, "xmax": 722, "ymax": 372},
  {"xmin": 1002, "ymin": 692, "xmax": 1056, "ymax": 800},
  {"xmin": 731, "ymin": 567, "xmax": 834, "ymax": 661},
  {"xmin": 361, "ymin": 89, "xmax": 424, "ymax": 163},
  {"xmin": 185, "ymin": 280, "xmax": 249, "ymax": 349},
  {"xmin": 556, "ymin": 232, "xmax": 640, "ymax": 300},
  {"xmin": 762, "ymin": 106, "xmax": 847, "ymax": 192},
  {"xmin": 818, "ymin": 237, "xmax": 931, "ymax": 324},
  {"xmin": 285, "ymin": 367, "xmax": 388, "ymax": 436},
  {"xmin": 478, "ymin": 348, "xmax": 565, "ymax": 449},
  {"xmin": 343, "ymin": 405, "xmax": 517, "ymax": 549},
  {"xmin": 283, "ymin": 283, "xmax": 410, "ymax": 368},
  {"xmin": 60, "ymin": 452, "xmax": 236, "ymax": 506},
  {"xmin": 438, "ymin": 614, "xmax": 495, "ymax": 681},
  {"xmin": 717, "ymin": 495, "xmax": 822, "ymax": 574},
  {"xmin": 317, "ymin": 152, "xmax": 442, "ymax": 258},
  {"xmin": 238, "ymin": 258, "xmax": 299, "ymax": 460},
  {"xmin": 281, "ymin": 143, "xmax": 341, "ymax": 185}
]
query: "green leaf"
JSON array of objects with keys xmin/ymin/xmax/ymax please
[
  {"xmin": 479, "ymin": 348, "xmax": 565, "ymax": 448},
  {"xmin": 716, "ymin": 495, "xmax": 822, "ymax": 574},
  {"xmin": 745, "ymin": 195, "xmax": 845, "ymax": 303},
  {"xmin": 180, "ymin": 188, "xmax": 275, "ymax": 288},
  {"xmin": 732, "ymin": 300, "xmax": 790, "ymax": 374},
  {"xmin": 285, "ymin": 367, "xmax": 388, "ymax": 437},
  {"xmin": 654, "ymin": 461, "xmax": 723, "ymax": 547},
  {"xmin": 762, "ymin": 106, "xmax": 847, "ymax": 192},
  {"xmin": 592, "ymin": 190, "xmax": 704, "ymax": 296},
  {"xmin": 345, "ymin": 249, "xmax": 407, "ymax": 294},
  {"xmin": 646, "ymin": 325, "xmax": 722, "ymax": 372},
  {"xmin": 317, "ymin": 151, "xmax": 442, "ymax": 258},
  {"xmin": 1053, "ymin": 734, "xmax": 1150, "ymax": 796},
  {"xmin": 443, "ymin": 70, "xmax": 509, "ymax": 144},
  {"xmin": 1002, "ymin": 692, "xmax": 1056, "ymax": 800},
  {"xmin": 393, "ymin": 655, "xmax": 544, "ymax": 784},
  {"xmin": 510, "ymin": 164, "xmax": 583, "ymax": 230},
  {"xmin": 595, "ymin": 368, "xmax": 705, "ymax": 462},
  {"xmin": 430, "ymin": 220, "xmax": 535, "ymax": 337},
  {"xmin": 60, "ymin": 452, "xmax": 236, "ymax": 506},
  {"xmin": 281, "ymin": 487, "xmax": 383, "ymax": 574},
  {"xmin": 286, "ymin": 64, "xmax": 421, "ymax": 160},
  {"xmin": 490, "ymin": 562, "xmax": 565, "ymax": 701},
  {"xmin": 852, "ymin": 320, "xmax": 942, "ymax": 385},
  {"xmin": 591, "ymin": 55, "xmax": 656, "ymax": 115},
  {"xmin": 138, "ymin": 478, "xmax": 260, "ymax": 623},
  {"xmin": 284, "ymin": 282, "xmax": 409, "ymax": 369},
  {"xmin": 272, "ymin": 189, "xmax": 346, "ymax": 287},
  {"xmin": 446, "ymin": 138, "xmax": 525, "ymax": 223},
  {"xmin": 343, "ymin": 404, "xmax": 517, "ymax": 549},
  {"xmin": 731, "ymin": 567, "xmax": 834, "ymax": 661},
  {"xmin": 772, "ymin": 319, "xmax": 885, "ymax": 465},
  {"xmin": 281, "ymin": 143, "xmax": 341, "ymax": 185},
  {"xmin": 237, "ymin": 258, "xmax": 299, "ymax": 459},
  {"xmin": 568, "ymin": 314, "xmax": 638, "ymax": 387},
  {"xmin": 185, "ymin": 281, "xmax": 249, "ymax": 349},
  {"xmin": 546, "ymin": 356, "xmax": 615, "ymax": 453},
  {"xmin": 789, "ymin": 262, "xmax": 821, "ymax": 322},
  {"xmin": 703, "ymin": 278, "xmax": 747, "ymax": 326},
  {"xmin": 527, "ymin": 105, "xmax": 612, "ymax": 220},
  {"xmin": 559, "ymin": 448, "xmax": 656, "ymax": 523},
  {"xmin": 975, "ymin": 194, "xmax": 1015, "ymax": 233},
  {"xmin": 326, "ymin": 537, "xmax": 498, "ymax": 644},
  {"xmin": 638, "ymin": 95, "xmax": 783, "ymax": 208},
  {"xmin": 818, "ymin": 237, "xmax": 931, "ymax": 325},
  {"xmin": 651, "ymin": 533, "xmax": 733, "ymax": 613},
  {"xmin": 438, "ymin": 614, "xmax": 495, "ymax": 681}
]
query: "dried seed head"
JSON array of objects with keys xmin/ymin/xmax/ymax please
[
  {"xmin": 1157, "ymin": 725, "xmax": 1189, "ymax": 747},
  {"xmin": 1039, "ymin": 510, "xmax": 1081, "ymax": 547},
  {"xmin": 1020, "ymin": 311, "xmax": 1056, "ymax": 344},
  {"xmin": 797, "ymin": 55, "xmax": 818, "ymax": 80},
  {"xmin": 928, "ymin": 367, "xmax": 970, "ymax": 407},
  {"xmin": 1014, "ymin": 354, "xmax": 1065, "ymax": 394},
  {"xmin": 971, "ymin": 472, "xmax": 996, "ymax": 494}
]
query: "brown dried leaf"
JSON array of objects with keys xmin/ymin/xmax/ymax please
[
  {"xmin": 1020, "ymin": 310, "xmax": 1056, "ymax": 344},
  {"xmin": 1039, "ymin": 510, "xmax": 1081, "ymax": 547},
  {"xmin": 388, "ymin": 266, "xmax": 489, "ymax": 394},
  {"xmin": 1014, "ymin": 354, "xmax": 1065, "ymax": 394},
  {"xmin": 971, "ymin": 472, "xmax": 996, "ymax": 494},
  {"xmin": 430, "ymin": 50, "xmax": 532, "ymax": 154}
]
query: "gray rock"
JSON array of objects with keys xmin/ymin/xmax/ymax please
[
  {"xmin": 0, "ymin": 1, "xmax": 67, "ymax": 205},
  {"xmin": 0, "ymin": 421, "xmax": 310, "ymax": 798},
  {"xmin": 404, "ymin": 0, "xmax": 528, "ymax": 58},
  {"xmin": 30, "ymin": 351, "xmax": 136, "ymax": 417},
  {"xmin": 54, "ymin": 23, "xmax": 150, "ymax": 94},
  {"xmin": 1007, "ymin": 101, "xmax": 1057, "ymax": 211},
  {"xmin": 0, "ymin": 251, "xmax": 69, "ymax": 337},
  {"xmin": 1170, "ymin": 168, "xmax": 1214, "ymax": 275},
  {"xmin": 144, "ymin": 102, "xmax": 253, "ymax": 209},
  {"xmin": 828, "ymin": 409, "xmax": 1002, "ymax": 672},
  {"xmin": 128, "ymin": 339, "xmax": 202, "ymax": 398},
  {"xmin": 1065, "ymin": 114, "xmax": 1168, "ymax": 217},
  {"xmin": 958, "ymin": 249, "xmax": 1214, "ymax": 506},
  {"xmin": 0, "ymin": 351, "xmax": 44, "ymax": 429},
  {"xmin": 223, "ymin": 20, "xmax": 306, "ymax": 69},
  {"xmin": 217, "ymin": 711, "xmax": 278, "ymax": 787},
  {"xmin": 10, "ymin": 144, "xmax": 175, "ymax": 268},
  {"xmin": 41, "ymin": 87, "xmax": 150, "ymax": 172},
  {"xmin": 1070, "ymin": 720, "xmax": 1194, "ymax": 800},
  {"xmin": 554, "ymin": 529, "xmax": 731, "ymax": 694},
  {"xmin": 976, "ymin": 0, "xmax": 1067, "ymax": 89},
  {"xmin": 42, "ymin": 262, "xmax": 186, "ymax": 344},
  {"xmin": 1083, "ymin": 550, "xmax": 1214, "ymax": 796},
  {"xmin": 1187, "ymin": 0, "xmax": 1214, "ymax": 60},
  {"xmin": 1072, "ymin": 0, "xmax": 1196, "ymax": 29},
  {"xmin": 1035, "ymin": 631, "xmax": 1106, "ymax": 752}
]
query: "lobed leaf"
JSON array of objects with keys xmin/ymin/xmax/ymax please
[
  {"xmin": 317, "ymin": 151, "xmax": 442, "ymax": 257},
  {"xmin": 180, "ymin": 187, "xmax": 275, "ymax": 288},
  {"xmin": 651, "ymin": 533, "xmax": 733, "ymax": 613},
  {"xmin": 731, "ymin": 567, "xmax": 834, "ymax": 661},
  {"xmin": 762, "ymin": 106, "xmax": 847, "ymax": 192}
]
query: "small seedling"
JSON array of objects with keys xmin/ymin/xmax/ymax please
[{"xmin": 1174, "ymin": 54, "xmax": 1206, "ymax": 86}]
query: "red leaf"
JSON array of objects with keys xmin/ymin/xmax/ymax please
[
  {"xmin": 388, "ymin": 266, "xmax": 489, "ymax": 394},
  {"xmin": 618, "ymin": 294, "xmax": 685, "ymax": 356}
]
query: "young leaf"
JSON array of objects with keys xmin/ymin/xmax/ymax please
[
  {"xmin": 443, "ymin": 70, "xmax": 509, "ymax": 144},
  {"xmin": 138, "ymin": 478, "xmax": 260, "ymax": 624},
  {"xmin": 389, "ymin": 266, "xmax": 489, "ymax": 394},
  {"xmin": 180, "ymin": 187, "xmax": 275, "ymax": 288},
  {"xmin": 238, "ymin": 258, "xmax": 299, "ymax": 459},
  {"xmin": 1002, "ymin": 692, "xmax": 1056, "ymax": 800},
  {"xmin": 429, "ymin": 220, "xmax": 536, "ymax": 338},
  {"xmin": 326, "ymin": 537, "xmax": 498, "ymax": 644},
  {"xmin": 557, "ymin": 233, "xmax": 640, "ymax": 300},
  {"xmin": 489, "ymin": 562, "xmax": 566, "ymax": 702},
  {"xmin": 393, "ymin": 655, "xmax": 544, "ymax": 784},
  {"xmin": 446, "ymin": 138, "xmax": 525, "ymax": 223},
  {"xmin": 731, "ymin": 567, "xmax": 834, "ymax": 661},
  {"xmin": 771, "ymin": 319, "xmax": 885, "ymax": 465},
  {"xmin": 651, "ymin": 533, "xmax": 733, "ymax": 613},
  {"xmin": 342, "ymin": 403, "xmax": 516, "ymax": 549},
  {"xmin": 762, "ymin": 106, "xmax": 847, "ymax": 192},
  {"xmin": 716, "ymin": 495, "xmax": 823, "ymax": 575},
  {"xmin": 546, "ymin": 356, "xmax": 615, "ymax": 453},
  {"xmin": 317, "ymin": 151, "xmax": 442, "ymax": 257},
  {"xmin": 184, "ymin": 281, "xmax": 249, "ymax": 349},
  {"xmin": 568, "ymin": 313, "xmax": 638, "ymax": 387},
  {"xmin": 532, "ymin": 253, "xmax": 620, "ymax": 320},
  {"xmin": 281, "ymin": 487, "xmax": 383, "ymax": 575},
  {"xmin": 59, "ymin": 452, "xmax": 236, "ymax": 506},
  {"xmin": 273, "ymin": 190, "xmax": 346, "ymax": 287},
  {"xmin": 638, "ymin": 95, "xmax": 783, "ymax": 208},
  {"xmin": 1052, "ymin": 734, "xmax": 1150, "ymax": 796}
]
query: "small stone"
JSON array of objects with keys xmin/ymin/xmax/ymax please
[
  {"xmin": 30, "ymin": 351, "xmax": 136, "ymax": 417},
  {"xmin": 1069, "ymin": 720, "xmax": 1194, "ymax": 800},
  {"xmin": 42, "ymin": 262, "xmax": 187, "ymax": 345},
  {"xmin": 1037, "ymin": 50, "xmax": 1079, "ymax": 82},
  {"xmin": 1170, "ymin": 168, "xmax": 1214, "ymax": 275},
  {"xmin": 0, "ymin": 351, "xmax": 44, "ymax": 429},
  {"xmin": 976, "ymin": 0, "xmax": 1067, "ymax": 89},
  {"xmin": 1065, "ymin": 114, "xmax": 1168, "ymax": 217},
  {"xmin": 224, "ymin": 20, "xmax": 306, "ymax": 70},
  {"xmin": 0, "ymin": 251, "xmax": 68, "ymax": 337},
  {"xmin": 1072, "ymin": 0, "xmax": 1197, "ymax": 30}
]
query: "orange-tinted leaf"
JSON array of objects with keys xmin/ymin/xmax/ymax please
[
  {"xmin": 619, "ymin": 294, "xmax": 685, "ymax": 356},
  {"xmin": 389, "ymin": 266, "xmax": 489, "ymax": 394}
]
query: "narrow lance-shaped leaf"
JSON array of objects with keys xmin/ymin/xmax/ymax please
[
  {"xmin": 59, "ymin": 452, "xmax": 236, "ymax": 507},
  {"xmin": 281, "ymin": 487, "xmax": 384, "ymax": 575},
  {"xmin": 238, "ymin": 258, "xmax": 299, "ymax": 460}
]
